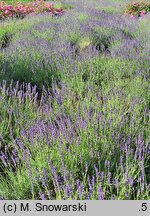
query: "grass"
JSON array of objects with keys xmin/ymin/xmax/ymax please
[
  {"xmin": 0, "ymin": 0, "xmax": 150, "ymax": 200},
  {"xmin": 96, "ymin": 5, "xmax": 122, "ymax": 14}
]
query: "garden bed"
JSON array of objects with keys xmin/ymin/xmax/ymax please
[{"xmin": 0, "ymin": 0, "xmax": 150, "ymax": 200}]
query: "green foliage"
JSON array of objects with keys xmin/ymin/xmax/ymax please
[
  {"xmin": 54, "ymin": 2, "xmax": 74, "ymax": 10},
  {"xmin": 1, "ymin": 52, "xmax": 61, "ymax": 91},
  {"xmin": 0, "ymin": 0, "xmax": 149, "ymax": 200},
  {"xmin": 78, "ymin": 13, "xmax": 89, "ymax": 22},
  {"xmin": 96, "ymin": 5, "xmax": 121, "ymax": 14},
  {"xmin": 91, "ymin": 26, "xmax": 116, "ymax": 52},
  {"xmin": 67, "ymin": 31, "xmax": 80, "ymax": 45}
]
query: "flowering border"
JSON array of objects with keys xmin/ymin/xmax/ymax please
[{"xmin": 0, "ymin": 0, "xmax": 64, "ymax": 20}]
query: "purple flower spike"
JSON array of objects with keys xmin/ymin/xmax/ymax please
[
  {"xmin": 39, "ymin": 191, "xmax": 47, "ymax": 200},
  {"xmin": 76, "ymin": 179, "xmax": 82, "ymax": 198},
  {"xmin": 98, "ymin": 185, "xmax": 104, "ymax": 200},
  {"xmin": 0, "ymin": 152, "xmax": 8, "ymax": 167},
  {"xmin": 65, "ymin": 184, "xmax": 72, "ymax": 198}
]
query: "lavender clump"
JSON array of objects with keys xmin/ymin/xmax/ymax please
[{"xmin": 0, "ymin": 0, "xmax": 149, "ymax": 200}]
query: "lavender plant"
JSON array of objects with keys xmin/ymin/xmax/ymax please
[{"xmin": 0, "ymin": 0, "xmax": 149, "ymax": 200}]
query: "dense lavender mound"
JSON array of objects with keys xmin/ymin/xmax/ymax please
[
  {"xmin": 0, "ymin": 0, "xmax": 150, "ymax": 200},
  {"xmin": 1, "ymin": 1, "xmax": 149, "ymax": 89}
]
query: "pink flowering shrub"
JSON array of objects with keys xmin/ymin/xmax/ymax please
[
  {"xmin": 0, "ymin": 0, "xmax": 64, "ymax": 20},
  {"xmin": 124, "ymin": 1, "xmax": 150, "ymax": 18}
]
